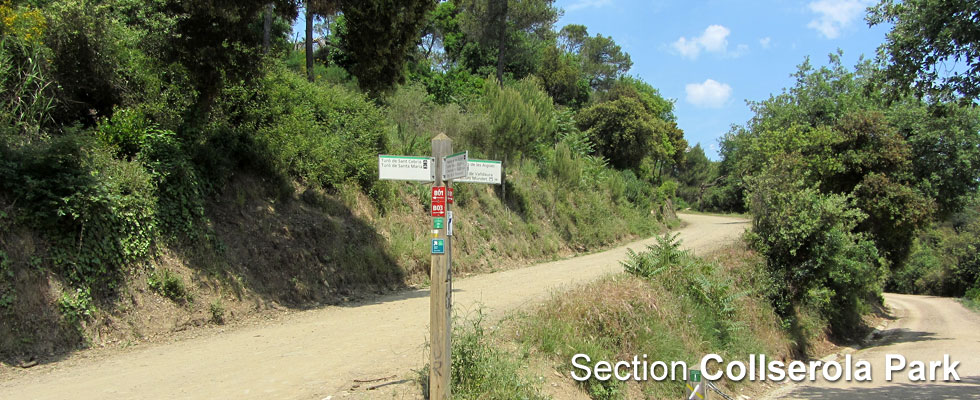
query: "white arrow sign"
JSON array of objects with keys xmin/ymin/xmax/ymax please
[
  {"xmin": 443, "ymin": 151, "xmax": 469, "ymax": 181},
  {"xmin": 378, "ymin": 155, "xmax": 435, "ymax": 182},
  {"xmin": 456, "ymin": 159, "xmax": 502, "ymax": 184}
]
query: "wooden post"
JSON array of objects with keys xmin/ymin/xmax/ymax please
[{"xmin": 429, "ymin": 134, "xmax": 452, "ymax": 399}]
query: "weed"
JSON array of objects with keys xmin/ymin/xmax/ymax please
[
  {"xmin": 148, "ymin": 268, "xmax": 192, "ymax": 304},
  {"xmin": 58, "ymin": 287, "xmax": 94, "ymax": 328},
  {"xmin": 209, "ymin": 299, "xmax": 225, "ymax": 324},
  {"xmin": 418, "ymin": 309, "xmax": 547, "ymax": 399}
]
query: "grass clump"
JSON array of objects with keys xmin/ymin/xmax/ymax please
[
  {"xmin": 419, "ymin": 310, "xmax": 546, "ymax": 400},
  {"xmin": 209, "ymin": 299, "xmax": 225, "ymax": 324},
  {"xmin": 147, "ymin": 268, "xmax": 191, "ymax": 304}
]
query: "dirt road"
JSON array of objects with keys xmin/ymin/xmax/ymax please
[
  {"xmin": 768, "ymin": 293, "xmax": 980, "ymax": 399},
  {"xmin": 0, "ymin": 213, "xmax": 746, "ymax": 400}
]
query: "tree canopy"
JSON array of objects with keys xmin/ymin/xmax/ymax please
[{"xmin": 868, "ymin": 0, "xmax": 980, "ymax": 101}]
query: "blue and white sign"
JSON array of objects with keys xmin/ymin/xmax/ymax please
[{"xmin": 431, "ymin": 239, "xmax": 445, "ymax": 254}]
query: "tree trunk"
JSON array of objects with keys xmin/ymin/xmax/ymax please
[
  {"xmin": 305, "ymin": 2, "xmax": 315, "ymax": 82},
  {"xmin": 494, "ymin": 0, "xmax": 508, "ymax": 85},
  {"xmin": 263, "ymin": 3, "xmax": 273, "ymax": 54}
]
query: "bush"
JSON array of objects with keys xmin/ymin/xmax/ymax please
[
  {"xmin": 213, "ymin": 62, "xmax": 388, "ymax": 194},
  {"xmin": 889, "ymin": 209, "xmax": 980, "ymax": 296},
  {"xmin": 746, "ymin": 165, "xmax": 883, "ymax": 338},
  {"xmin": 209, "ymin": 299, "xmax": 225, "ymax": 324},
  {"xmin": 147, "ymin": 268, "xmax": 191, "ymax": 304},
  {"xmin": 0, "ymin": 134, "xmax": 158, "ymax": 293},
  {"xmin": 95, "ymin": 109, "xmax": 208, "ymax": 240},
  {"xmin": 58, "ymin": 286, "xmax": 94, "ymax": 328},
  {"xmin": 622, "ymin": 232, "xmax": 681, "ymax": 278}
]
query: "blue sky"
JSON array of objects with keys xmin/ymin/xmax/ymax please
[{"xmin": 554, "ymin": 0, "xmax": 892, "ymax": 158}]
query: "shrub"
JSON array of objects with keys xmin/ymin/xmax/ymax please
[
  {"xmin": 0, "ymin": 134, "xmax": 157, "ymax": 293},
  {"xmin": 58, "ymin": 286, "xmax": 94, "ymax": 328},
  {"xmin": 147, "ymin": 268, "xmax": 191, "ymax": 304},
  {"xmin": 746, "ymin": 167, "xmax": 883, "ymax": 338},
  {"xmin": 622, "ymin": 232, "xmax": 682, "ymax": 278},
  {"xmin": 209, "ymin": 299, "xmax": 225, "ymax": 324},
  {"xmin": 214, "ymin": 62, "xmax": 388, "ymax": 193},
  {"xmin": 889, "ymin": 210, "xmax": 980, "ymax": 297},
  {"xmin": 95, "ymin": 109, "xmax": 208, "ymax": 240}
]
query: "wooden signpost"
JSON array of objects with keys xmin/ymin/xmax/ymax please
[{"xmin": 378, "ymin": 134, "xmax": 502, "ymax": 400}]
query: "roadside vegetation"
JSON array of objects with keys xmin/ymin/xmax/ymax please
[
  {"xmin": 0, "ymin": 0, "xmax": 692, "ymax": 362},
  {"xmin": 426, "ymin": 1, "xmax": 980, "ymax": 398},
  {"xmin": 673, "ymin": 1, "xmax": 980, "ymax": 351},
  {"xmin": 423, "ymin": 238, "xmax": 790, "ymax": 399}
]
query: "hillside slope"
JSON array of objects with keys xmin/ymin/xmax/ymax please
[{"xmin": 0, "ymin": 213, "xmax": 744, "ymax": 400}]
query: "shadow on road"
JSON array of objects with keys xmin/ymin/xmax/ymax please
[
  {"xmin": 340, "ymin": 288, "xmax": 464, "ymax": 308},
  {"xmin": 868, "ymin": 328, "xmax": 946, "ymax": 347},
  {"xmin": 788, "ymin": 376, "xmax": 980, "ymax": 399}
]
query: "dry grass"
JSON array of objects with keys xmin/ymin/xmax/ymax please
[{"xmin": 491, "ymin": 241, "xmax": 794, "ymax": 399}]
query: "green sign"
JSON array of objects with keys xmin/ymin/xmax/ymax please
[
  {"xmin": 689, "ymin": 370, "xmax": 701, "ymax": 382},
  {"xmin": 433, "ymin": 217, "xmax": 444, "ymax": 229}
]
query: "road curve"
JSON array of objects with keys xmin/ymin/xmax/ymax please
[
  {"xmin": 0, "ymin": 213, "xmax": 747, "ymax": 400},
  {"xmin": 770, "ymin": 293, "xmax": 980, "ymax": 399}
]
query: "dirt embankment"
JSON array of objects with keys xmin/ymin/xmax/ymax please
[{"xmin": 0, "ymin": 213, "xmax": 748, "ymax": 399}]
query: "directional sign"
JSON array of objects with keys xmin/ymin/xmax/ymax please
[
  {"xmin": 447, "ymin": 188, "xmax": 454, "ymax": 204},
  {"xmin": 456, "ymin": 159, "xmax": 502, "ymax": 184},
  {"xmin": 431, "ymin": 186, "xmax": 447, "ymax": 217},
  {"xmin": 378, "ymin": 155, "xmax": 434, "ymax": 182},
  {"xmin": 443, "ymin": 151, "xmax": 469, "ymax": 181},
  {"xmin": 433, "ymin": 217, "xmax": 444, "ymax": 229}
]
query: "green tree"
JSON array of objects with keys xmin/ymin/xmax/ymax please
[
  {"xmin": 457, "ymin": 0, "xmax": 559, "ymax": 83},
  {"xmin": 719, "ymin": 53, "xmax": 980, "ymax": 270},
  {"xmin": 580, "ymin": 76, "xmax": 683, "ymax": 175},
  {"xmin": 161, "ymin": 0, "xmax": 298, "ymax": 118},
  {"xmin": 475, "ymin": 76, "xmax": 557, "ymax": 159},
  {"xmin": 336, "ymin": 0, "xmax": 436, "ymax": 96},
  {"xmin": 576, "ymin": 95, "xmax": 677, "ymax": 171},
  {"xmin": 868, "ymin": 0, "xmax": 980, "ymax": 100},
  {"xmin": 558, "ymin": 24, "xmax": 632, "ymax": 91},
  {"xmin": 746, "ymin": 158, "xmax": 883, "ymax": 337},
  {"xmin": 537, "ymin": 43, "xmax": 589, "ymax": 106},
  {"xmin": 672, "ymin": 143, "xmax": 717, "ymax": 209}
]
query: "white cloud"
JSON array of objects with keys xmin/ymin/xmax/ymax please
[
  {"xmin": 671, "ymin": 25, "xmax": 732, "ymax": 59},
  {"xmin": 759, "ymin": 37, "xmax": 772, "ymax": 49},
  {"xmin": 686, "ymin": 79, "xmax": 733, "ymax": 108},
  {"xmin": 567, "ymin": 0, "xmax": 613, "ymax": 11},
  {"xmin": 699, "ymin": 25, "xmax": 730, "ymax": 52},
  {"xmin": 806, "ymin": 0, "xmax": 871, "ymax": 39},
  {"xmin": 672, "ymin": 37, "xmax": 701, "ymax": 59}
]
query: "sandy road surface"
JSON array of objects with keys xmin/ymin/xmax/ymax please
[
  {"xmin": 0, "ymin": 213, "xmax": 747, "ymax": 400},
  {"xmin": 769, "ymin": 293, "xmax": 980, "ymax": 399}
]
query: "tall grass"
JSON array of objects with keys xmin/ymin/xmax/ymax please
[{"xmin": 513, "ymin": 240, "xmax": 789, "ymax": 399}]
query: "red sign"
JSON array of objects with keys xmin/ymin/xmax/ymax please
[
  {"xmin": 448, "ymin": 188, "xmax": 454, "ymax": 204},
  {"xmin": 431, "ymin": 186, "xmax": 446, "ymax": 217}
]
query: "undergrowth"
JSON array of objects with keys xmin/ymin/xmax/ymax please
[
  {"xmin": 510, "ymin": 239, "xmax": 789, "ymax": 399},
  {"xmin": 417, "ymin": 309, "xmax": 546, "ymax": 400}
]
